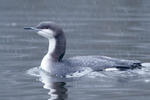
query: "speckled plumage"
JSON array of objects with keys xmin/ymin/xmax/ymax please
[{"xmin": 24, "ymin": 21, "xmax": 142, "ymax": 76}]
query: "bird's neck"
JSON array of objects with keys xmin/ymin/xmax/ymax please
[
  {"xmin": 48, "ymin": 38, "xmax": 56, "ymax": 56},
  {"xmin": 40, "ymin": 39, "xmax": 56, "ymax": 72},
  {"xmin": 47, "ymin": 38, "xmax": 57, "ymax": 61},
  {"xmin": 40, "ymin": 32, "xmax": 66, "ymax": 72},
  {"xmin": 47, "ymin": 35, "xmax": 66, "ymax": 62}
]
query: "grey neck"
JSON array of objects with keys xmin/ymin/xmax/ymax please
[{"xmin": 47, "ymin": 32, "xmax": 66, "ymax": 62}]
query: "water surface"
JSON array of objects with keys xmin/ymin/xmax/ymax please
[{"xmin": 1, "ymin": 0, "xmax": 150, "ymax": 100}]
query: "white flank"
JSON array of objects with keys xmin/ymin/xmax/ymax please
[
  {"xmin": 142, "ymin": 63, "xmax": 150, "ymax": 67},
  {"xmin": 105, "ymin": 68, "xmax": 119, "ymax": 71}
]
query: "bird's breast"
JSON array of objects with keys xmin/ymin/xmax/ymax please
[{"xmin": 40, "ymin": 54, "xmax": 53, "ymax": 73}]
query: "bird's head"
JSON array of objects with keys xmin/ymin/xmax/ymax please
[{"xmin": 24, "ymin": 21, "xmax": 63, "ymax": 39}]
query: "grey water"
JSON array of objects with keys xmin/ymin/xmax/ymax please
[{"xmin": 1, "ymin": 0, "xmax": 150, "ymax": 100}]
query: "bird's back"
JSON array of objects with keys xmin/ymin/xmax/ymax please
[{"xmin": 65, "ymin": 56, "xmax": 142, "ymax": 71}]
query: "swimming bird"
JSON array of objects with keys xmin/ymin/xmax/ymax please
[{"xmin": 24, "ymin": 21, "xmax": 142, "ymax": 76}]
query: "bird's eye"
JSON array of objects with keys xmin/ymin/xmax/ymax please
[{"xmin": 44, "ymin": 27, "xmax": 49, "ymax": 29}]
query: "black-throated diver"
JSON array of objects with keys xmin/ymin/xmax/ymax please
[{"xmin": 24, "ymin": 21, "xmax": 143, "ymax": 76}]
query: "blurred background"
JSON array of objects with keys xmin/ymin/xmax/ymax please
[{"xmin": 0, "ymin": 0, "xmax": 150, "ymax": 100}]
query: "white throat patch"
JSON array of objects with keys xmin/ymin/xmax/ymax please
[{"xmin": 37, "ymin": 29, "xmax": 54, "ymax": 39}]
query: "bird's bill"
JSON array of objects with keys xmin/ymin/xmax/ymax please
[{"xmin": 24, "ymin": 27, "xmax": 40, "ymax": 31}]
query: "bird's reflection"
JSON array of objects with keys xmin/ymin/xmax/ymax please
[{"xmin": 39, "ymin": 71, "xmax": 68, "ymax": 100}]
